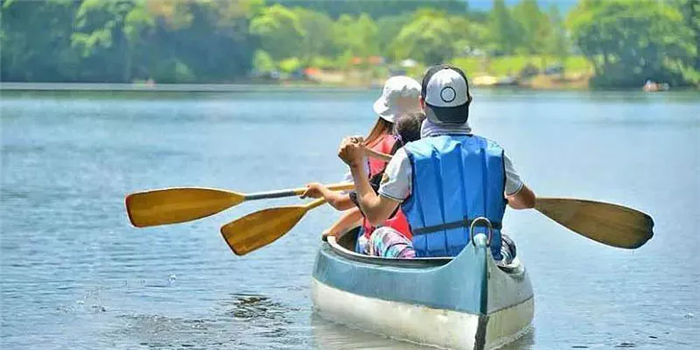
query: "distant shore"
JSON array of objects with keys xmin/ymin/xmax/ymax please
[
  {"xmin": 0, "ymin": 79, "xmax": 588, "ymax": 92},
  {"xmin": 0, "ymin": 82, "xmax": 373, "ymax": 93},
  {"xmin": 1, "ymin": 81, "xmax": 696, "ymax": 93}
]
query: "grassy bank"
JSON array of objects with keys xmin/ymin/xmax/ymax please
[{"xmin": 451, "ymin": 55, "xmax": 592, "ymax": 77}]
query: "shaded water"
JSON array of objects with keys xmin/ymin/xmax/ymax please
[{"xmin": 1, "ymin": 89, "xmax": 699, "ymax": 349}]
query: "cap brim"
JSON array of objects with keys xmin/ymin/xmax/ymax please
[
  {"xmin": 425, "ymin": 103, "xmax": 469, "ymax": 125},
  {"xmin": 373, "ymin": 97, "xmax": 395, "ymax": 122}
]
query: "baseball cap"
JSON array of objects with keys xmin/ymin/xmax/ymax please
[
  {"xmin": 421, "ymin": 65, "xmax": 472, "ymax": 124},
  {"xmin": 373, "ymin": 76, "xmax": 422, "ymax": 123}
]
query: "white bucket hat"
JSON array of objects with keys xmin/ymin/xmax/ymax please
[{"xmin": 373, "ymin": 76, "xmax": 421, "ymax": 123}]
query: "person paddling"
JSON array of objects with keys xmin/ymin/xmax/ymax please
[
  {"xmin": 302, "ymin": 112, "xmax": 424, "ymax": 257},
  {"xmin": 323, "ymin": 76, "xmax": 421, "ymax": 244},
  {"xmin": 337, "ymin": 65, "xmax": 536, "ymax": 263}
]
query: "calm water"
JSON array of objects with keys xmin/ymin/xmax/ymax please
[{"xmin": 1, "ymin": 89, "xmax": 699, "ymax": 350}]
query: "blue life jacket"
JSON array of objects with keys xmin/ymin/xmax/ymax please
[{"xmin": 401, "ymin": 135, "xmax": 507, "ymax": 258}]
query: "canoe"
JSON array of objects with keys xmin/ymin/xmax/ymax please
[{"xmin": 311, "ymin": 227, "xmax": 534, "ymax": 350}]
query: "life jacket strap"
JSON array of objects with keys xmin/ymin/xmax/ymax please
[{"xmin": 412, "ymin": 218, "xmax": 502, "ymax": 236}]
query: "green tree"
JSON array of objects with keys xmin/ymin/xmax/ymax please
[
  {"xmin": 1, "ymin": 0, "xmax": 257, "ymax": 83},
  {"xmin": 545, "ymin": 5, "xmax": 569, "ymax": 67},
  {"xmin": 568, "ymin": 0, "xmax": 696, "ymax": 87},
  {"xmin": 677, "ymin": 0, "xmax": 700, "ymax": 79},
  {"xmin": 268, "ymin": 0, "xmax": 467, "ymax": 19},
  {"xmin": 375, "ymin": 14, "xmax": 412, "ymax": 58},
  {"xmin": 1, "ymin": 0, "xmax": 81, "ymax": 82},
  {"xmin": 250, "ymin": 4, "xmax": 305, "ymax": 61},
  {"xmin": 253, "ymin": 50, "xmax": 275, "ymax": 73},
  {"xmin": 71, "ymin": 0, "xmax": 154, "ymax": 82},
  {"xmin": 333, "ymin": 14, "xmax": 379, "ymax": 60},
  {"xmin": 391, "ymin": 10, "xmax": 465, "ymax": 64},
  {"xmin": 488, "ymin": 0, "xmax": 522, "ymax": 55},
  {"xmin": 512, "ymin": 0, "xmax": 549, "ymax": 55},
  {"xmin": 293, "ymin": 7, "xmax": 336, "ymax": 64},
  {"xmin": 189, "ymin": 0, "xmax": 258, "ymax": 82}
]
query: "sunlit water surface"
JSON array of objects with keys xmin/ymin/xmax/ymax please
[{"xmin": 1, "ymin": 89, "xmax": 699, "ymax": 349}]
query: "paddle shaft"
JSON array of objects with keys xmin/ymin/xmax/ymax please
[
  {"xmin": 244, "ymin": 183, "xmax": 353, "ymax": 200},
  {"xmin": 305, "ymin": 197, "xmax": 328, "ymax": 210}
]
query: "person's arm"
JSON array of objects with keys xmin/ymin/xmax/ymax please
[
  {"xmin": 301, "ymin": 183, "xmax": 355, "ymax": 211},
  {"xmin": 339, "ymin": 137, "xmax": 400, "ymax": 226},
  {"xmin": 503, "ymin": 152, "xmax": 536, "ymax": 209},
  {"xmin": 322, "ymin": 207, "xmax": 363, "ymax": 239},
  {"xmin": 506, "ymin": 184, "xmax": 536, "ymax": 209}
]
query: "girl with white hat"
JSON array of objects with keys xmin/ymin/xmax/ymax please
[
  {"xmin": 363, "ymin": 75, "xmax": 422, "ymax": 176},
  {"xmin": 304, "ymin": 76, "xmax": 421, "ymax": 244}
]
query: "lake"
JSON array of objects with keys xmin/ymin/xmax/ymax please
[{"xmin": 1, "ymin": 88, "xmax": 699, "ymax": 349}]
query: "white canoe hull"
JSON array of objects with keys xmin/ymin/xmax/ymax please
[{"xmin": 311, "ymin": 233, "xmax": 534, "ymax": 350}]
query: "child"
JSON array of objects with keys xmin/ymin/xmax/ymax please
[{"xmin": 301, "ymin": 112, "xmax": 425, "ymax": 257}]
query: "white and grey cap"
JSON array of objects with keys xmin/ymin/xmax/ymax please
[{"xmin": 421, "ymin": 65, "xmax": 472, "ymax": 124}]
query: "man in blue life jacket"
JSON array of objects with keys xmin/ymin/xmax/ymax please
[{"xmin": 338, "ymin": 65, "xmax": 536, "ymax": 262}]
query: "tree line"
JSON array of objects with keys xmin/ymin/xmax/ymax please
[{"xmin": 1, "ymin": 0, "xmax": 698, "ymax": 88}]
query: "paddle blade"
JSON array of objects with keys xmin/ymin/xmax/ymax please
[
  {"xmin": 221, "ymin": 205, "xmax": 308, "ymax": 256},
  {"xmin": 126, "ymin": 188, "xmax": 245, "ymax": 227},
  {"xmin": 535, "ymin": 198, "xmax": 654, "ymax": 249}
]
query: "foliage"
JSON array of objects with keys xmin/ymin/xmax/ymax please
[
  {"xmin": 488, "ymin": 0, "xmax": 522, "ymax": 55},
  {"xmin": 545, "ymin": 6, "xmax": 569, "ymax": 67},
  {"xmin": 677, "ymin": 0, "xmax": 700, "ymax": 78},
  {"xmin": 375, "ymin": 14, "xmax": 413, "ymax": 58},
  {"xmin": 70, "ymin": 0, "xmax": 153, "ymax": 82},
  {"xmin": 267, "ymin": 0, "xmax": 467, "ymax": 19},
  {"xmin": 512, "ymin": 0, "xmax": 548, "ymax": 55},
  {"xmin": 1, "ymin": 0, "xmax": 698, "ymax": 88},
  {"xmin": 279, "ymin": 57, "xmax": 302, "ymax": 73},
  {"xmin": 293, "ymin": 7, "xmax": 336, "ymax": 64},
  {"xmin": 568, "ymin": 0, "xmax": 698, "ymax": 87},
  {"xmin": 249, "ymin": 4, "xmax": 305, "ymax": 61},
  {"xmin": 332, "ymin": 14, "xmax": 379, "ymax": 60},
  {"xmin": 1, "ymin": 0, "xmax": 81, "ymax": 82},
  {"xmin": 451, "ymin": 55, "xmax": 593, "ymax": 77},
  {"xmin": 391, "ymin": 10, "xmax": 468, "ymax": 65},
  {"xmin": 253, "ymin": 50, "xmax": 275, "ymax": 73}
]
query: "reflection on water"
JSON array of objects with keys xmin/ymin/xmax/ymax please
[
  {"xmin": 114, "ymin": 293, "xmax": 299, "ymax": 349},
  {"xmin": 1, "ymin": 89, "xmax": 699, "ymax": 349},
  {"xmin": 311, "ymin": 314, "xmax": 431, "ymax": 350}
]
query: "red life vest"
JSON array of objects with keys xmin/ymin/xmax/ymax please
[
  {"xmin": 362, "ymin": 208, "xmax": 413, "ymax": 240},
  {"xmin": 360, "ymin": 134, "xmax": 412, "ymax": 241},
  {"xmin": 367, "ymin": 134, "xmax": 395, "ymax": 177}
]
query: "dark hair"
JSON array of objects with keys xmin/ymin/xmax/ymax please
[{"xmin": 389, "ymin": 112, "xmax": 425, "ymax": 154}]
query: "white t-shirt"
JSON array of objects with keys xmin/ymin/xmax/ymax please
[{"xmin": 378, "ymin": 147, "xmax": 524, "ymax": 202}]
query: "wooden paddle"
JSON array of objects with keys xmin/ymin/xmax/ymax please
[
  {"xmin": 125, "ymin": 183, "xmax": 352, "ymax": 228},
  {"xmin": 221, "ymin": 198, "xmax": 327, "ymax": 255},
  {"xmin": 535, "ymin": 198, "xmax": 653, "ymax": 249}
]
